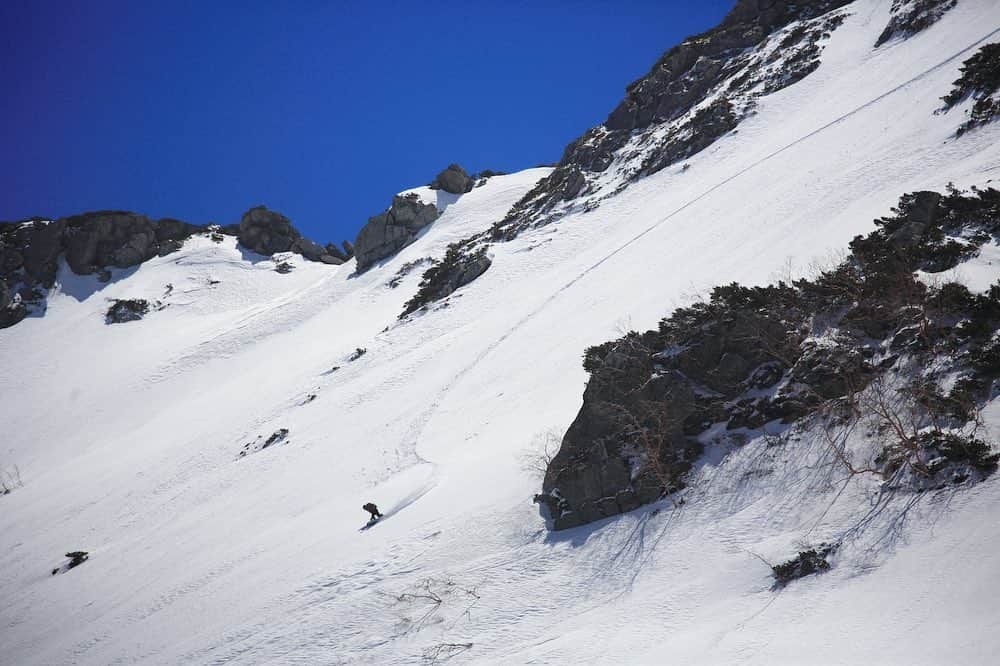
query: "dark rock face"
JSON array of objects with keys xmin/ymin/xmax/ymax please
[
  {"xmin": 772, "ymin": 544, "xmax": 836, "ymax": 587},
  {"xmin": 105, "ymin": 298, "xmax": 151, "ymax": 324},
  {"xmin": 540, "ymin": 188, "xmax": 1000, "ymax": 529},
  {"xmin": 430, "ymin": 164, "xmax": 474, "ymax": 194},
  {"xmin": 155, "ymin": 217, "xmax": 202, "ymax": 242},
  {"xmin": 238, "ymin": 206, "xmax": 345, "ymax": 263},
  {"xmin": 3, "ymin": 219, "xmax": 67, "ymax": 286},
  {"xmin": 496, "ymin": 0, "xmax": 851, "ymax": 235},
  {"xmin": 639, "ymin": 99, "xmax": 739, "ymax": 176},
  {"xmin": 63, "ymin": 211, "xmax": 162, "ymax": 274},
  {"xmin": 875, "ymin": 0, "xmax": 956, "ymax": 47},
  {"xmin": 1, "ymin": 219, "xmax": 68, "ymax": 329},
  {"xmin": 604, "ymin": 0, "xmax": 850, "ymax": 133},
  {"xmin": 0, "ymin": 280, "xmax": 27, "ymax": 329},
  {"xmin": 353, "ymin": 194, "xmax": 440, "ymax": 272},
  {"xmin": 540, "ymin": 359, "xmax": 699, "ymax": 530},
  {"xmin": 360, "ymin": 0, "xmax": 853, "ymax": 315},
  {"xmin": 325, "ymin": 241, "xmax": 355, "ymax": 262},
  {"xmin": 540, "ymin": 282, "xmax": 807, "ymax": 530},
  {"xmin": 0, "ymin": 207, "xmax": 342, "ymax": 330},
  {"xmin": 238, "ymin": 206, "xmax": 298, "ymax": 256}
]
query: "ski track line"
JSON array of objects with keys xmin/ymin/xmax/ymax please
[{"xmin": 400, "ymin": 23, "xmax": 1000, "ymax": 470}]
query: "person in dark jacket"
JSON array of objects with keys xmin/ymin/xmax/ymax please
[{"xmin": 363, "ymin": 502, "xmax": 383, "ymax": 521}]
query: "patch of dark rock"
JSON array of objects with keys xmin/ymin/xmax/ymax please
[
  {"xmin": 494, "ymin": 2, "xmax": 850, "ymax": 239},
  {"xmin": 400, "ymin": 244, "xmax": 491, "ymax": 317},
  {"xmin": 275, "ymin": 261, "xmax": 294, "ymax": 274},
  {"xmin": 105, "ymin": 299, "xmax": 150, "ymax": 324},
  {"xmin": 641, "ymin": 99, "xmax": 739, "ymax": 177},
  {"xmin": 772, "ymin": 544, "xmax": 836, "ymax": 587},
  {"xmin": 238, "ymin": 206, "xmax": 343, "ymax": 265},
  {"xmin": 63, "ymin": 211, "xmax": 172, "ymax": 273},
  {"xmin": 239, "ymin": 428, "xmax": 290, "ymax": 458},
  {"xmin": 0, "ymin": 212, "xmax": 224, "ymax": 329},
  {"xmin": 875, "ymin": 0, "xmax": 957, "ymax": 47},
  {"xmin": 1, "ymin": 217, "xmax": 65, "ymax": 286},
  {"xmin": 2, "ymin": 209, "xmax": 338, "ymax": 331},
  {"xmin": 325, "ymin": 241, "xmax": 354, "ymax": 262},
  {"xmin": 429, "ymin": 163, "xmax": 474, "ymax": 194},
  {"xmin": 353, "ymin": 194, "xmax": 440, "ymax": 273},
  {"xmin": 238, "ymin": 207, "xmax": 298, "ymax": 255},
  {"xmin": 348, "ymin": 347, "xmax": 367, "ymax": 362},
  {"xmin": 539, "ymin": 187, "xmax": 1000, "ymax": 529},
  {"xmin": 352, "ymin": 2, "xmax": 852, "ymax": 306},
  {"xmin": 52, "ymin": 551, "xmax": 89, "ymax": 576},
  {"xmin": 879, "ymin": 431, "xmax": 999, "ymax": 490},
  {"xmin": 0, "ymin": 281, "xmax": 27, "ymax": 329},
  {"xmin": 940, "ymin": 43, "xmax": 1000, "ymax": 136}
]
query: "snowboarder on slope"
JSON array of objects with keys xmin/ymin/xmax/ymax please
[{"xmin": 363, "ymin": 502, "xmax": 383, "ymax": 521}]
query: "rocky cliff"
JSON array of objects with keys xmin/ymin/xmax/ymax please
[
  {"xmin": 397, "ymin": 0, "xmax": 864, "ymax": 316},
  {"xmin": 537, "ymin": 187, "xmax": 1000, "ymax": 529},
  {"xmin": 0, "ymin": 207, "xmax": 347, "ymax": 329}
]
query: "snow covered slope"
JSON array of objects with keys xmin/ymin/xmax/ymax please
[{"xmin": 3, "ymin": 1, "xmax": 1000, "ymax": 663}]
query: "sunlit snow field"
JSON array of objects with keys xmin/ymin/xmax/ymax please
[{"xmin": 3, "ymin": 1, "xmax": 1000, "ymax": 662}]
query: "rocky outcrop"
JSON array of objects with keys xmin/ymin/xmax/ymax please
[
  {"xmin": 63, "ymin": 211, "xmax": 166, "ymax": 274},
  {"xmin": 353, "ymin": 194, "xmax": 440, "ymax": 272},
  {"xmin": 325, "ymin": 241, "xmax": 355, "ymax": 262},
  {"xmin": 539, "ymin": 188, "xmax": 1000, "ymax": 529},
  {"xmin": 0, "ymin": 280, "xmax": 26, "ymax": 329},
  {"xmin": 105, "ymin": 298, "xmax": 151, "ymax": 324},
  {"xmin": 604, "ymin": 0, "xmax": 850, "ymax": 133},
  {"xmin": 772, "ymin": 544, "xmax": 836, "ymax": 587},
  {"xmin": 430, "ymin": 164, "xmax": 474, "ymax": 194},
  {"xmin": 497, "ymin": 0, "xmax": 851, "ymax": 235},
  {"xmin": 238, "ymin": 206, "xmax": 344, "ymax": 264},
  {"xmin": 394, "ymin": 0, "xmax": 855, "ymax": 312},
  {"xmin": 0, "ymin": 207, "xmax": 344, "ymax": 330},
  {"xmin": 51, "ymin": 551, "xmax": 89, "ymax": 576},
  {"xmin": 238, "ymin": 206, "xmax": 297, "ymax": 255},
  {"xmin": 941, "ymin": 43, "xmax": 1000, "ymax": 136},
  {"xmin": 875, "ymin": 0, "xmax": 956, "ymax": 47},
  {"xmin": 400, "ymin": 245, "xmax": 491, "ymax": 317},
  {"xmin": 239, "ymin": 428, "xmax": 290, "ymax": 458}
]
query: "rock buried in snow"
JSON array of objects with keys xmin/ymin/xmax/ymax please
[
  {"xmin": 353, "ymin": 194, "xmax": 440, "ymax": 272},
  {"xmin": 105, "ymin": 299, "xmax": 151, "ymax": 324},
  {"xmin": 771, "ymin": 544, "xmax": 837, "ymax": 588},
  {"xmin": 51, "ymin": 551, "xmax": 89, "ymax": 575},
  {"xmin": 238, "ymin": 428, "xmax": 290, "ymax": 458}
]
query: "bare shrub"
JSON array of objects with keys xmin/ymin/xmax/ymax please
[
  {"xmin": 422, "ymin": 642, "xmax": 473, "ymax": 663},
  {"xmin": 381, "ymin": 577, "xmax": 480, "ymax": 635},
  {"xmin": 519, "ymin": 429, "xmax": 563, "ymax": 479}
]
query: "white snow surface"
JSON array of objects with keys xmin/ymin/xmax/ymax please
[{"xmin": 3, "ymin": 1, "xmax": 1000, "ymax": 663}]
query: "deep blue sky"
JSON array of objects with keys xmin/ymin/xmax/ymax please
[{"xmin": 1, "ymin": 1, "xmax": 732, "ymax": 244}]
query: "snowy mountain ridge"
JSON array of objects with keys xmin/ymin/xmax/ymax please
[{"xmin": 3, "ymin": 0, "xmax": 1000, "ymax": 663}]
